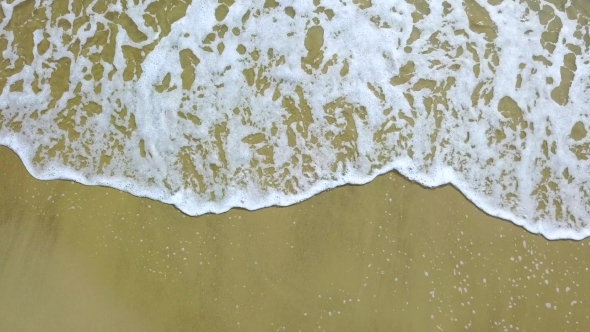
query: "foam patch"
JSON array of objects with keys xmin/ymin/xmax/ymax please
[{"xmin": 1, "ymin": 0, "xmax": 589, "ymax": 239}]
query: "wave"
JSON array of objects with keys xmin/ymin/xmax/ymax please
[{"xmin": 1, "ymin": 0, "xmax": 590, "ymax": 239}]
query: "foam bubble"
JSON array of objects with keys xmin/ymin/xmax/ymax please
[{"xmin": 1, "ymin": 0, "xmax": 590, "ymax": 239}]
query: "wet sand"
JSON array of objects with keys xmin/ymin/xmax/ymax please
[
  {"xmin": 3, "ymin": 1, "xmax": 590, "ymax": 330},
  {"xmin": 2, "ymin": 145, "xmax": 590, "ymax": 331}
]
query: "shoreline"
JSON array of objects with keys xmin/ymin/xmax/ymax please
[{"xmin": 1, "ymin": 143, "xmax": 583, "ymax": 241}]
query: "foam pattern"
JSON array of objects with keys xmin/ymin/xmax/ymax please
[{"xmin": 1, "ymin": 0, "xmax": 589, "ymax": 239}]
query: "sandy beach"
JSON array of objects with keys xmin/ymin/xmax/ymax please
[
  {"xmin": 2, "ymin": 0, "xmax": 590, "ymax": 331},
  {"xmin": 2, "ymin": 145, "xmax": 590, "ymax": 331}
]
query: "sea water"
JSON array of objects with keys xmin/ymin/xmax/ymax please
[{"xmin": 0, "ymin": 0, "xmax": 589, "ymax": 239}]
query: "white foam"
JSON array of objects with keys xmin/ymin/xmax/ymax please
[{"xmin": 1, "ymin": 0, "xmax": 590, "ymax": 239}]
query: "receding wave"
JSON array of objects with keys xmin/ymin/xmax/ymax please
[{"xmin": 1, "ymin": 0, "xmax": 590, "ymax": 239}]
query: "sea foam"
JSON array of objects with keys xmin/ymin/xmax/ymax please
[{"xmin": 0, "ymin": 0, "xmax": 589, "ymax": 239}]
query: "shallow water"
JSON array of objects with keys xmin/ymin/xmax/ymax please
[{"xmin": 1, "ymin": 0, "xmax": 590, "ymax": 239}]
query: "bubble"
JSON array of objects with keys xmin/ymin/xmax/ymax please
[{"xmin": 1, "ymin": 0, "xmax": 590, "ymax": 239}]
